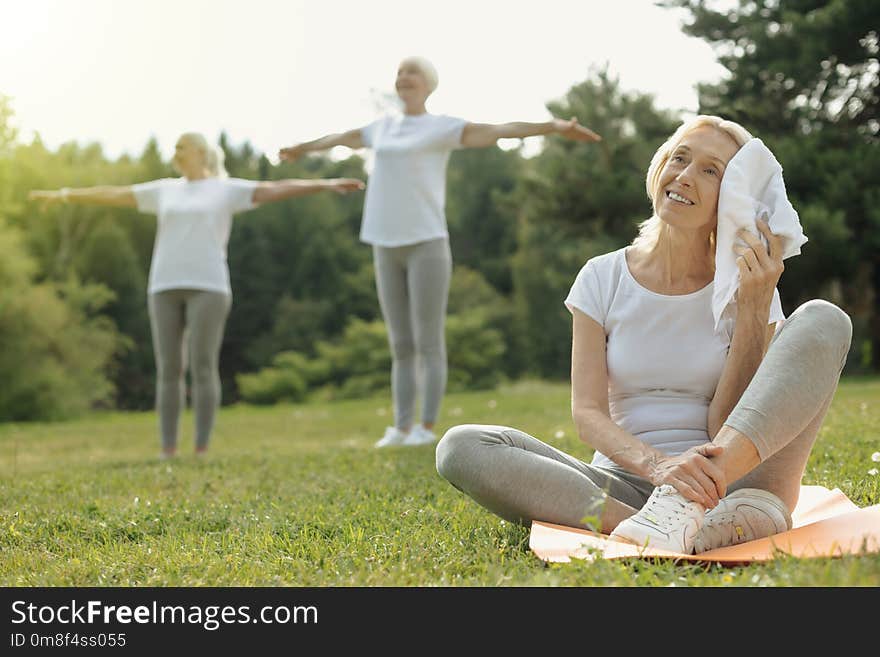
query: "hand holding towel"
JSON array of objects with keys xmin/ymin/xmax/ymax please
[{"xmin": 713, "ymin": 138, "xmax": 808, "ymax": 334}]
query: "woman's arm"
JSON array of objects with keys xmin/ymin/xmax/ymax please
[
  {"xmin": 571, "ymin": 310, "xmax": 724, "ymax": 506},
  {"xmin": 708, "ymin": 221, "xmax": 785, "ymax": 437},
  {"xmin": 278, "ymin": 129, "xmax": 364, "ymax": 162},
  {"xmin": 251, "ymin": 178, "xmax": 365, "ymax": 205},
  {"xmin": 28, "ymin": 186, "xmax": 136, "ymax": 207},
  {"xmin": 460, "ymin": 116, "xmax": 601, "ymax": 149},
  {"xmin": 708, "ymin": 316, "xmax": 776, "ymax": 438}
]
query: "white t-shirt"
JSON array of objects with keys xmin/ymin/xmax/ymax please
[
  {"xmin": 132, "ymin": 177, "xmax": 258, "ymax": 295},
  {"xmin": 360, "ymin": 113, "xmax": 467, "ymax": 247},
  {"xmin": 565, "ymin": 247, "xmax": 785, "ymax": 470}
]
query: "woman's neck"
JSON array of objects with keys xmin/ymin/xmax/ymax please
[
  {"xmin": 633, "ymin": 222, "xmax": 715, "ymax": 292},
  {"xmin": 402, "ymin": 101, "xmax": 427, "ymax": 116}
]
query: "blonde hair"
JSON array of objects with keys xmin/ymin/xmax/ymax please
[
  {"xmin": 179, "ymin": 132, "xmax": 228, "ymax": 178},
  {"xmin": 399, "ymin": 56, "xmax": 439, "ymax": 94},
  {"xmin": 632, "ymin": 115, "xmax": 752, "ymax": 251}
]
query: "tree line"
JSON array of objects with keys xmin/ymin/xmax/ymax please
[{"xmin": 0, "ymin": 0, "xmax": 875, "ymax": 421}]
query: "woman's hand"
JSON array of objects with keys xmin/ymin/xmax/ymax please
[
  {"xmin": 735, "ymin": 218, "xmax": 784, "ymax": 314},
  {"xmin": 278, "ymin": 144, "xmax": 307, "ymax": 162},
  {"xmin": 553, "ymin": 116, "xmax": 602, "ymax": 142},
  {"xmin": 647, "ymin": 443, "xmax": 726, "ymax": 508},
  {"xmin": 328, "ymin": 178, "xmax": 365, "ymax": 194}
]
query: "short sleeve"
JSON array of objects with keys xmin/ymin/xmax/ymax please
[
  {"xmin": 131, "ymin": 178, "xmax": 172, "ymax": 214},
  {"xmin": 432, "ymin": 115, "xmax": 467, "ymax": 150},
  {"xmin": 565, "ymin": 259, "xmax": 606, "ymax": 327},
  {"xmin": 360, "ymin": 118, "xmax": 385, "ymax": 148},
  {"xmin": 224, "ymin": 178, "xmax": 259, "ymax": 213}
]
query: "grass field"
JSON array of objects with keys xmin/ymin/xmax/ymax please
[{"xmin": 1, "ymin": 378, "xmax": 878, "ymax": 587}]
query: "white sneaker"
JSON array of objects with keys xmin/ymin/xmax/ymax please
[
  {"xmin": 693, "ymin": 488, "xmax": 792, "ymax": 554},
  {"xmin": 609, "ymin": 484, "xmax": 705, "ymax": 553},
  {"xmin": 402, "ymin": 424, "xmax": 437, "ymax": 446},
  {"xmin": 374, "ymin": 426, "xmax": 409, "ymax": 448}
]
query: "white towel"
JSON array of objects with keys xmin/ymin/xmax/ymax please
[{"xmin": 713, "ymin": 138, "xmax": 808, "ymax": 334}]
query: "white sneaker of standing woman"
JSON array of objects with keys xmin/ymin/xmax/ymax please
[
  {"xmin": 402, "ymin": 424, "xmax": 437, "ymax": 446},
  {"xmin": 374, "ymin": 426, "xmax": 409, "ymax": 448}
]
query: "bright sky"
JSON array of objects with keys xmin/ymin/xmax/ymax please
[{"xmin": 0, "ymin": 0, "xmax": 729, "ymax": 161}]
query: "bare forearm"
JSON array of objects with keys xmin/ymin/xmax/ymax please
[
  {"xmin": 253, "ymin": 179, "xmax": 338, "ymax": 204},
  {"xmin": 65, "ymin": 186, "xmax": 136, "ymax": 207},
  {"xmin": 572, "ymin": 407, "xmax": 664, "ymax": 478},
  {"xmin": 461, "ymin": 121, "xmax": 557, "ymax": 148},
  {"xmin": 299, "ymin": 134, "xmax": 346, "ymax": 153},
  {"xmin": 708, "ymin": 308, "xmax": 770, "ymax": 436},
  {"xmin": 297, "ymin": 129, "xmax": 362, "ymax": 154},
  {"xmin": 494, "ymin": 121, "xmax": 557, "ymax": 139}
]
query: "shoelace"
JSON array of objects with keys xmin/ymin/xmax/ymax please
[{"xmin": 643, "ymin": 486, "xmax": 702, "ymax": 526}]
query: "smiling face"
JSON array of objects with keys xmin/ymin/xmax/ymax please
[
  {"xmin": 395, "ymin": 60, "xmax": 432, "ymax": 105},
  {"xmin": 654, "ymin": 125, "xmax": 741, "ymax": 233}
]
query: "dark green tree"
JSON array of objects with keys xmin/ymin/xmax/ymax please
[
  {"xmin": 446, "ymin": 146, "xmax": 522, "ymax": 294},
  {"xmin": 510, "ymin": 70, "xmax": 681, "ymax": 378},
  {"xmin": 664, "ymin": 0, "xmax": 880, "ymax": 370}
]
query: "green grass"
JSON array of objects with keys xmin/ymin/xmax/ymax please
[{"xmin": 1, "ymin": 379, "xmax": 878, "ymax": 586}]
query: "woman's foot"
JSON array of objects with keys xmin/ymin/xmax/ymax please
[
  {"xmin": 403, "ymin": 424, "xmax": 437, "ymax": 446},
  {"xmin": 375, "ymin": 426, "xmax": 409, "ymax": 448},
  {"xmin": 195, "ymin": 446, "xmax": 208, "ymax": 458},
  {"xmin": 609, "ymin": 484, "xmax": 706, "ymax": 553},
  {"xmin": 692, "ymin": 488, "xmax": 792, "ymax": 553},
  {"xmin": 159, "ymin": 447, "xmax": 177, "ymax": 460}
]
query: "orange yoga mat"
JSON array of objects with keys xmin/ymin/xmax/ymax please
[{"xmin": 529, "ymin": 485, "xmax": 880, "ymax": 565}]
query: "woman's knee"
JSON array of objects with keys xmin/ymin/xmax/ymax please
[
  {"xmin": 390, "ymin": 338, "xmax": 415, "ymax": 361},
  {"xmin": 156, "ymin": 362, "xmax": 184, "ymax": 383},
  {"xmin": 792, "ymin": 299, "xmax": 853, "ymax": 355},
  {"xmin": 415, "ymin": 340, "xmax": 445, "ymax": 361},
  {"xmin": 435, "ymin": 424, "xmax": 487, "ymax": 483},
  {"xmin": 189, "ymin": 356, "xmax": 219, "ymax": 385}
]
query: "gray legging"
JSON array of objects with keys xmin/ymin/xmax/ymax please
[
  {"xmin": 148, "ymin": 288, "xmax": 232, "ymax": 451},
  {"xmin": 436, "ymin": 299, "xmax": 852, "ymax": 529},
  {"xmin": 373, "ymin": 237, "xmax": 452, "ymax": 430}
]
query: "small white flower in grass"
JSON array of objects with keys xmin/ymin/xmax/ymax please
[
  {"xmin": 133, "ymin": 497, "xmax": 139, "ymax": 505},
  {"xmin": 488, "ymin": 400, "xmax": 497, "ymax": 409},
  {"xmin": 554, "ymin": 430, "xmax": 565, "ymax": 439},
  {"xmin": 871, "ymin": 452, "xmax": 880, "ymax": 463},
  {"xmin": 860, "ymin": 403, "xmax": 868, "ymax": 412},
  {"xmin": 869, "ymin": 468, "xmax": 879, "ymax": 477},
  {"xmin": 376, "ymin": 407, "xmax": 387, "ymax": 416},
  {"xmin": 451, "ymin": 407, "xmax": 463, "ymax": 417}
]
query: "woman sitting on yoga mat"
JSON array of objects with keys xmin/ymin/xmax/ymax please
[
  {"xmin": 436, "ymin": 115, "xmax": 852, "ymax": 554},
  {"xmin": 30, "ymin": 132, "xmax": 364, "ymax": 459}
]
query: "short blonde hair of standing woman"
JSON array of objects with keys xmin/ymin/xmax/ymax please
[
  {"xmin": 399, "ymin": 56, "xmax": 439, "ymax": 94},
  {"xmin": 633, "ymin": 115, "xmax": 753, "ymax": 252},
  {"xmin": 179, "ymin": 132, "xmax": 229, "ymax": 178}
]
